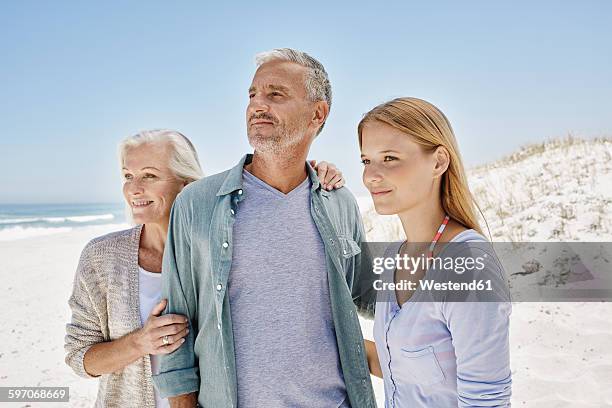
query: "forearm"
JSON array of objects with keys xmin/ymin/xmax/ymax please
[
  {"xmin": 365, "ymin": 339, "xmax": 382, "ymax": 378},
  {"xmin": 83, "ymin": 331, "xmax": 143, "ymax": 376},
  {"xmin": 169, "ymin": 392, "xmax": 197, "ymax": 408}
]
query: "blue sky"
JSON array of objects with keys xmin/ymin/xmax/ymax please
[{"xmin": 1, "ymin": 1, "xmax": 611, "ymax": 203}]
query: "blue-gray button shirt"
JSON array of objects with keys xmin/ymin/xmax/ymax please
[{"xmin": 152, "ymin": 154, "xmax": 377, "ymax": 408}]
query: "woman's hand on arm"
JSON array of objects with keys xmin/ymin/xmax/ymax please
[
  {"xmin": 365, "ymin": 339, "xmax": 383, "ymax": 378},
  {"xmin": 309, "ymin": 160, "xmax": 345, "ymax": 191},
  {"xmin": 133, "ymin": 299, "xmax": 189, "ymax": 356},
  {"xmin": 83, "ymin": 299, "xmax": 189, "ymax": 376}
]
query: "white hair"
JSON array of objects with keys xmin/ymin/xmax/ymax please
[
  {"xmin": 118, "ymin": 129, "xmax": 204, "ymax": 183},
  {"xmin": 118, "ymin": 129, "xmax": 204, "ymax": 225},
  {"xmin": 254, "ymin": 48, "xmax": 332, "ymax": 135}
]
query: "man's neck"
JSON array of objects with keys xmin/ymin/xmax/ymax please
[{"xmin": 245, "ymin": 150, "xmax": 309, "ymax": 194}]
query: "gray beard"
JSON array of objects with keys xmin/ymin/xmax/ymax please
[{"xmin": 248, "ymin": 126, "xmax": 305, "ymax": 155}]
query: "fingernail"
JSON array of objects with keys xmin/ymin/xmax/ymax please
[{"xmin": 181, "ymin": 338, "xmax": 185, "ymax": 343}]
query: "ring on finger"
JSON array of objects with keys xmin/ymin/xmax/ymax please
[{"xmin": 163, "ymin": 335, "xmax": 170, "ymax": 346}]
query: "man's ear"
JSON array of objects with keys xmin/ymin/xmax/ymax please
[
  {"xmin": 432, "ymin": 146, "xmax": 450, "ymax": 178},
  {"xmin": 312, "ymin": 100, "xmax": 329, "ymax": 131}
]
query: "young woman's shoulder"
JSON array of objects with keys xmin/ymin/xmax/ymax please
[
  {"xmin": 441, "ymin": 228, "xmax": 510, "ymax": 301},
  {"xmin": 449, "ymin": 228, "xmax": 488, "ymax": 243}
]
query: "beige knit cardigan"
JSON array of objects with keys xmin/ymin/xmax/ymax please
[{"xmin": 64, "ymin": 225, "xmax": 157, "ymax": 408}]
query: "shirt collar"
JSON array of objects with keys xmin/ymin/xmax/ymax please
[{"xmin": 216, "ymin": 153, "xmax": 325, "ymax": 196}]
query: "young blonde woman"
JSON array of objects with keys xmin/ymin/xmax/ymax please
[
  {"xmin": 359, "ymin": 98, "xmax": 512, "ymax": 407},
  {"xmin": 64, "ymin": 129, "xmax": 346, "ymax": 408}
]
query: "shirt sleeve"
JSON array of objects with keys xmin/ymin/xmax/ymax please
[
  {"xmin": 350, "ymin": 200, "xmax": 377, "ymax": 319},
  {"xmin": 441, "ymin": 248, "xmax": 512, "ymax": 407},
  {"xmin": 152, "ymin": 196, "xmax": 201, "ymax": 398},
  {"xmin": 64, "ymin": 244, "xmax": 105, "ymax": 379}
]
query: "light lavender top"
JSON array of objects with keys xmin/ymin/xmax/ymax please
[{"xmin": 373, "ymin": 229, "xmax": 512, "ymax": 407}]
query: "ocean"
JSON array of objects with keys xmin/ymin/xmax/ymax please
[
  {"xmin": 0, "ymin": 203, "xmax": 128, "ymax": 241},
  {"xmin": 0, "ymin": 196, "xmax": 374, "ymax": 242}
]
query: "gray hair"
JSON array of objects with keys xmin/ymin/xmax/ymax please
[
  {"xmin": 118, "ymin": 129, "xmax": 204, "ymax": 183},
  {"xmin": 254, "ymin": 48, "xmax": 332, "ymax": 135}
]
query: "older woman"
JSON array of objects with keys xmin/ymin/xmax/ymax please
[{"xmin": 64, "ymin": 129, "xmax": 345, "ymax": 408}]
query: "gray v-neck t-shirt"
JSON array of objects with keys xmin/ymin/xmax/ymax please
[{"xmin": 228, "ymin": 169, "xmax": 349, "ymax": 407}]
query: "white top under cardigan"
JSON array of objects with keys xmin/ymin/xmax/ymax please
[{"xmin": 138, "ymin": 267, "xmax": 170, "ymax": 408}]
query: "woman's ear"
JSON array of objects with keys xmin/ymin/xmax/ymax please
[{"xmin": 432, "ymin": 146, "xmax": 450, "ymax": 178}]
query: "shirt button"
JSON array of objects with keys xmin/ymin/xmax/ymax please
[
  {"xmin": 343, "ymin": 249, "xmax": 347, "ymax": 255},
  {"xmin": 230, "ymin": 209, "xmax": 235, "ymax": 215},
  {"xmin": 237, "ymin": 189, "xmax": 243, "ymax": 195},
  {"xmin": 329, "ymin": 239, "xmax": 335, "ymax": 246},
  {"xmin": 216, "ymin": 284, "xmax": 223, "ymax": 291},
  {"xmin": 217, "ymin": 323, "xmax": 221, "ymax": 330},
  {"xmin": 222, "ymin": 242, "xmax": 229, "ymax": 248}
]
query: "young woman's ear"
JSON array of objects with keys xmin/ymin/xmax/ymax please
[{"xmin": 432, "ymin": 146, "xmax": 450, "ymax": 178}]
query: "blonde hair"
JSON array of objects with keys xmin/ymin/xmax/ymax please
[{"xmin": 358, "ymin": 97, "xmax": 487, "ymax": 237}]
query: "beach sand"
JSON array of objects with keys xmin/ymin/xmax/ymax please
[
  {"xmin": 0, "ymin": 225, "xmax": 126, "ymax": 407},
  {"xmin": 1, "ymin": 223, "xmax": 612, "ymax": 407}
]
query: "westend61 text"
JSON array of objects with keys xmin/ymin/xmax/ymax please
[{"xmin": 373, "ymin": 279, "xmax": 493, "ymax": 292}]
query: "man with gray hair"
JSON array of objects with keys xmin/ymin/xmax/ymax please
[{"xmin": 152, "ymin": 48, "xmax": 376, "ymax": 408}]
